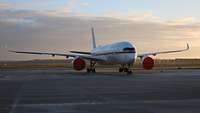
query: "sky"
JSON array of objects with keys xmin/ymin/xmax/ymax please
[{"xmin": 0, "ymin": 0, "xmax": 200, "ymax": 60}]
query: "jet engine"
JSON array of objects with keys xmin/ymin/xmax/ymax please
[
  {"xmin": 142, "ymin": 56, "xmax": 154, "ymax": 70},
  {"xmin": 72, "ymin": 58, "xmax": 86, "ymax": 71}
]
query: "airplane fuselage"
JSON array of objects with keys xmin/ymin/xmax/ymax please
[{"xmin": 91, "ymin": 42, "xmax": 137, "ymax": 64}]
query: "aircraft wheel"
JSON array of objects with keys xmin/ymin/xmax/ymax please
[
  {"xmin": 119, "ymin": 68, "xmax": 123, "ymax": 72},
  {"xmin": 124, "ymin": 68, "xmax": 129, "ymax": 72},
  {"xmin": 87, "ymin": 68, "xmax": 96, "ymax": 73},
  {"xmin": 87, "ymin": 68, "xmax": 91, "ymax": 73},
  {"xmin": 127, "ymin": 71, "xmax": 132, "ymax": 75},
  {"xmin": 92, "ymin": 68, "xmax": 96, "ymax": 73}
]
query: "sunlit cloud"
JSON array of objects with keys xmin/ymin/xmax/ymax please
[
  {"xmin": 166, "ymin": 17, "xmax": 196, "ymax": 26},
  {"xmin": 0, "ymin": 0, "xmax": 200, "ymax": 60},
  {"xmin": 103, "ymin": 11, "xmax": 161, "ymax": 22},
  {"xmin": 0, "ymin": 2, "xmax": 11, "ymax": 9}
]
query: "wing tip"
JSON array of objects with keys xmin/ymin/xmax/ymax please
[{"xmin": 186, "ymin": 43, "xmax": 190, "ymax": 50}]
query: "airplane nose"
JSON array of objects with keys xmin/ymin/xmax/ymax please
[
  {"xmin": 127, "ymin": 52, "xmax": 136, "ymax": 64},
  {"xmin": 132, "ymin": 53, "xmax": 137, "ymax": 63}
]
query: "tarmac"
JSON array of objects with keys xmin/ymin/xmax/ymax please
[{"xmin": 0, "ymin": 68, "xmax": 200, "ymax": 113}]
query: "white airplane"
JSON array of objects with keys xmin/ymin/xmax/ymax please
[{"xmin": 10, "ymin": 28, "xmax": 189, "ymax": 74}]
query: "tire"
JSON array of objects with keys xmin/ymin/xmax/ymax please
[
  {"xmin": 92, "ymin": 68, "xmax": 96, "ymax": 73},
  {"xmin": 124, "ymin": 68, "xmax": 129, "ymax": 72},
  {"xmin": 127, "ymin": 71, "xmax": 132, "ymax": 75},
  {"xmin": 87, "ymin": 68, "xmax": 91, "ymax": 73},
  {"xmin": 119, "ymin": 68, "xmax": 123, "ymax": 72}
]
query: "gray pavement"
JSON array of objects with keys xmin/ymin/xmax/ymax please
[{"xmin": 0, "ymin": 69, "xmax": 200, "ymax": 113}]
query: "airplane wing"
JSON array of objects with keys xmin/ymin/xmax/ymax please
[
  {"xmin": 9, "ymin": 50, "xmax": 104, "ymax": 61},
  {"xmin": 70, "ymin": 51, "xmax": 91, "ymax": 55},
  {"xmin": 137, "ymin": 43, "xmax": 190, "ymax": 58}
]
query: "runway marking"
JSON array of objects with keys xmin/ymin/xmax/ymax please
[
  {"xmin": 15, "ymin": 102, "xmax": 109, "ymax": 107},
  {"xmin": 9, "ymin": 84, "xmax": 24, "ymax": 113},
  {"xmin": 11, "ymin": 99, "xmax": 200, "ymax": 108}
]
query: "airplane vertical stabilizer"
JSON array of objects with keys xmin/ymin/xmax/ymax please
[{"xmin": 91, "ymin": 27, "xmax": 96, "ymax": 49}]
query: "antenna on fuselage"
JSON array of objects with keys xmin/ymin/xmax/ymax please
[{"xmin": 91, "ymin": 27, "xmax": 96, "ymax": 49}]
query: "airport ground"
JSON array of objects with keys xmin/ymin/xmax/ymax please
[{"xmin": 0, "ymin": 68, "xmax": 200, "ymax": 113}]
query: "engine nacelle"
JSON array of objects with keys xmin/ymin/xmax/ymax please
[
  {"xmin": 72, "ymin": 58, "xmax": 86, "ymax": 71},
  {"xmin": 142, "ymin": 56, "xmax": 154, "ymax": 70}
]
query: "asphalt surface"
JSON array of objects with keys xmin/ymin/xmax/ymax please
[{"xmin": 0, "ymin": 69, "xmax": 200, "ymax": 113}]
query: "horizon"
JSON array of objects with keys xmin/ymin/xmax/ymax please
[
  {"xmin": 0, "ymin": 0, "xmax": 200, "ymax": 60},
  {"xmin": 1, "ymin": 58, "xmax": 200, "ymax": 62}
]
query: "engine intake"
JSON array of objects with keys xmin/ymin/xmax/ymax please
[
  {"xmin": 73, "ymin": 58, "xmax": 86, "ymax": 71},
  {"xmin": 142, "ymin": 56, "xmax": 154, "ymax": 70}
]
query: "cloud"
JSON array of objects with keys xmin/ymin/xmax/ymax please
[
  {"xmin": 0, "ymin": 2, "xmax": 15, "ymax": 9},
  {"xmin": 0, "ymin": 18, "xmax": 37, "ymax": 26},
  {"xmin": 53, "ymin": 0, "xmax": 91, "ymax": 17},
  {"xmin": 80, "ymin": 2, "xmax": 90, "ymax": 8},
  {"xmin": 0, "ymin": 9, "xmax": 44, "ymax": 27},
  {"xmin": 0, "ymin": 9, "xmax": 200, "ymax": 60},
  {"xmin": 166, "ymin": 17, "xmax": 196, "ymax": 26},
  {"xmin": 103, "ymin": 11, "xmax": 161, "ymax": 22},
  {"xmin": 0, "ymin": 1, "xmax": 31, "ymax": 10}
]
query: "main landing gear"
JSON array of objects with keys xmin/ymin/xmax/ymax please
[
  {"xmin": 87, "ymin": 61, "xmax": 96, "ymax": 73},
  {"xmin": 119, "ymin": 64, "xmax": 132, "ymax": 74}
]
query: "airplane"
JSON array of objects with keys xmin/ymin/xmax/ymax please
[{"xmin": 10, "ymin": 28, "xmax": 190, "ymax": 74}]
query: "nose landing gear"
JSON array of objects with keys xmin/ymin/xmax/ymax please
[
  {"xmin": 87, "ymin": 68, "xmax": 96, "ymax": 73},
  {"xmin": 87, "ymin": 61, "xmax": 96, "ymax": 73},
  {"xmin": 119, "ymin": 64, "xmax": 132, "ymax": 75}
]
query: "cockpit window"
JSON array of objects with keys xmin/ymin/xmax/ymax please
[{"xmin": 123, "ymin": 47, "xmax": 136, "ymax": 52}]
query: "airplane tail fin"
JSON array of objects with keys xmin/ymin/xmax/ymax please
[{"xmin": 91, "ymin": 27, "xmax": 96, "ymax": 49}]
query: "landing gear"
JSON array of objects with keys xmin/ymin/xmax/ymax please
[
  {"xmin": 87, "ymin": 61, "xmax": 96, "ymax": 73},
  {"xmin": 119, "ymin": 68, "xmax": 124, "ymax": 72},
  {"xmin": 87, "ymin": 68, "xmax": 96, "ymax": 73},
  {"xmin": 126, "ymin": 70, "xmax": 132, "ymax": 74},
  {"xmin": 119, "ymin": 64, "xmax": 132, "ymax": 75}
]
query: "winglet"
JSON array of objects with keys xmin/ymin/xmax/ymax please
[{"xmin": 186, "ymin": 43, "xmax": 190, "ymax": 50}]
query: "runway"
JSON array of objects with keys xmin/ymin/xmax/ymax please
[{"xmin": 0, "ymin": 69, "xmax": 200, "ymax": 113}]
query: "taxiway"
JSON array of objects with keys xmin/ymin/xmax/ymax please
[{"xmin": 0, "ymin": 68, "xmax": 200, "ymax": 113}]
